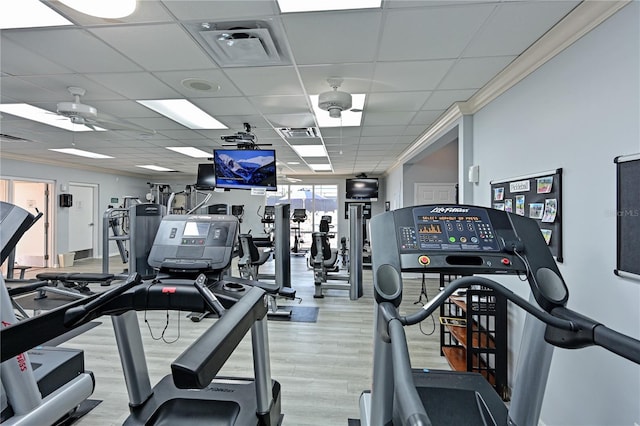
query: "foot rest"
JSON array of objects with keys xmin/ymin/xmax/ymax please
[{"xmin": 278, "ymin": 288, "xmax": 296, "ymax": 299}]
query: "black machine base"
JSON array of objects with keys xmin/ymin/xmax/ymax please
[
  {"xmin": 124, "ymin": 375, "xmax": 282, "ymax": 426},
  {"xmin": 1, "ymin": 346, "xmax": 90, "ymax": 421},
  {"xmin": 412, "ymin": 369, "xmax": 508, "ymax": 426}
]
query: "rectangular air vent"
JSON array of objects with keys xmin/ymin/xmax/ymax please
[
  {"xmin": 0, "ymin": 133, "xmax": 32, "ymax": 142},
  {"xmin": 276, "ymin": 127, "xmax": 320, "ymax": 139},
  {"xmin": 195, "ymin": 21, "xmax": 290, "ymax": 67}
]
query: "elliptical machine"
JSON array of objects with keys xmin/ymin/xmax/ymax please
[{"xmin": 290, "ymin": 209, "xmax": 307, "ymax": 255}]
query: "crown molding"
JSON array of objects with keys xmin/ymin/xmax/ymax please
[{"xmin": 391, "ymin": 0, "xmax": 631, "ymax": 172}]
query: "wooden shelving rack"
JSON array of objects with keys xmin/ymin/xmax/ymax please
[{"xmin": 439, "ymin": 278, "xmax": 509, "ymax": 400}]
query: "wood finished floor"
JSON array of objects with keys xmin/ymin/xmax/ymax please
[{"xmin": 16, "ymin": 255, "xmax": 451, "ymax": 425}]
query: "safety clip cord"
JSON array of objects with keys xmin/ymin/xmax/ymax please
[{"xmin": 143, "ymin": 281, "xmax": 181, "ymax": 344}]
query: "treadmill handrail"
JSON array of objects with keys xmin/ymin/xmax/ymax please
[
  {"xmin": 171, "ymin": 286, "xmax": 268, "ymax": 389},
  {"xmin": 401, "ymin": 276, "xmax": 576, "ymax": 332},
  {"xmin": 388, "ymin": 315, "xmax": 432, "ymax": 426}
]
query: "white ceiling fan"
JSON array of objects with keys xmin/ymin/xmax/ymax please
[
  {"xmin": 56, "ymin": 86, "xmax": 156, "ymax": 134},
  {"xmin": 317, "ymin": 77, "xmax": 363, "ymax": 118}
]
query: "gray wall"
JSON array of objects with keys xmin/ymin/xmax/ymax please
[{"xmin": 471, "ymin": 3, "xmax": 639, "ymax": 424}]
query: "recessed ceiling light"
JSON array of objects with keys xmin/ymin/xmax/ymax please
[
  {"xmin": 137, "ymin": 99, "xmax": 227, "ymax": 130},
  {"xmin": 166, "ymin": 146, "xmax": 211, "ymax": 158},
  {"xmin": 0, "ymin": 0, "xmax": 73, "ymax": 29},
  {"xmin": 309, "ymin": 164, "xmax": 333, "ymax": 171},
  {"xmin": 277, "ymin": 0, "xmax": 381, "ymax": 13},
  {"xmin": 58, "ymin": 0, "xmax": 137, "ymax": 19},
  {"xmin": 310, "ymin": 94, "xmax": 365, "ymax": 127},
  {"xmin": 49, "ymin": 148, "xmax": 113, "ymax": 159},
  {"xmin": 136, "ymin": 165, "xmax": 175, "ymax": 172},
  {"xmin": 291, "ymin": 145, "xmax": 328, "ymax": 157},
  {"xmin": 287, "ymin": 161, "xmax": 300, "ymax": 165},
  {"xmin": 0, "ymin": 103, "xmax": 104, "ymax": 132}
]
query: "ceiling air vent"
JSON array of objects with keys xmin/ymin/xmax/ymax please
[
  {"xmin": 196, "ymin": 20, "xmax": 289, "ymax": 67},
  {"xmin": 0, "ymin": 133, "xmax": 32, "ymax": 142},
  {"xmin": 276, "ymin": 127, "xmax": 320, "ymax": 139}
]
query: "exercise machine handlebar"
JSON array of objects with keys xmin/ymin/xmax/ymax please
[
  {"xmin": 401, "ymin": 276, "xmax": 576, "ymax": 332},
  {"xmin": 171, "ymin": 286, "xmax": 268, "ymax": 389},
  {"xmin": 63, "ymin": 273, "xmax": 142, "ymax": 327}
]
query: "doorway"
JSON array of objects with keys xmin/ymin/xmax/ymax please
[
  {"xmin": 414, "ymin": 183, "xmax": 458, "ymax": 205},
  {"xmin": 68, "ymin": 183, "xmax": 98, "ymax": 260},
  {"xmin": 0, "ymin": 178, "xmax": 54, "ymax": 268}
]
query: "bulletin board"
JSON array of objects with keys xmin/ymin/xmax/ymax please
[
  {"xmin": 614, "ymin": 153, "xmax": 640, "ymax": 280},
  {"xmin": 490, "ymin": 169, "xmax": 563, "ymax": 262}
]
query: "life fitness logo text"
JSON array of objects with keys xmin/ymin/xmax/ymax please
[
  {"xmin": 1, "ymin": 320, "xmax": 28, "ymax": 372},
  {"xmin": 430, "ymin": 207, "xmax": 470, "ymax": 213}
]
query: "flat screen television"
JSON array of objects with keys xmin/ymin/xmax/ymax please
[
  {"xmin": 213, "ymin": 149, "xmax": 277, "ymax": 191},
  {"xmin": 346, "ymin": 178, "xmax": 378, "ymax": 200},
  {"xmin": 195, "ymin": 163, "xmax": 216, "ymax": 190}
]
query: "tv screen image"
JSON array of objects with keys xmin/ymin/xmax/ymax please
[
  {"xmin": 213, "ymin": 149, "xmax": 277, "ymax": 191},
  {"xmin": 195, "ymin": 163, "xmax": 216, "ymax": 190},
  {"xmin": 346, "ymin": 178, "xmax": 378, "ymax": 200}
]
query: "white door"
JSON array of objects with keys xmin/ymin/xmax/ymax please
[
  {"xmin": 414, "ymin": 183, "xmax": 458, "ymax": 205},
  {"xmin": 68, "ymin": 184, "xmax": 96, "ymax": 257}
]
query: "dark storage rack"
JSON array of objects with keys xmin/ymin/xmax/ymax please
[{"xmin": 439, "ymin": 275, "xmax": 509, "ymax": 400}]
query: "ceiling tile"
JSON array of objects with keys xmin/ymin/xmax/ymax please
[
  {"xmin": 411, "ymin": 110, "xmax": 445, "ymax": 126},
  {"xmin": 45, "ymin": 1, "xmax": 175, "ymax": 26},
  {"xmin": 0, "ymin": 38, "xmax": 73, "ymax": 76},
  {"xmin": 463, "ymin": 1, "xmax": 581, "ymax": 58},
  {"xmin": 264, "ymin": 113, "xmax": 316, "ymax": 128},
  {"xmin": 282, "ymin": 10, "xmax": 383, "ymax": 65},
  {"xmin": 372, "ymin": 60, "xmax": 454, "ymax": 91},
  {"xmin": 87, "ymin": 72, "xmax": 180, "ymax": 99},
  {"xmin": 224, "ymin": 66, "xmax": 303, "ymax": 96},
  {"xmin": 366, "ymin": 91, "xmax": 431, "ymax": 112},
  {"xmin": 438, "ymin": 56, "xmax": 516, "ymax": 90},
  {"xmin": 161, "ymin": 1, "xmax": 278, "ymax": 20},
  {"xmin": 363, "ymin": 111, "xmax": 415, "ymax": 126},
  {"xmin": 377, "ymin": 4, "xmax": 495, "ymax": 61},
  {"xmin": 89, "ymin": 24, "xmax": 215, "ymax": 71},
  {"xmin": 250, "ymin": 95, "xmax": 312, "ymax": 114},
  {"xmin": 422, "ymin": 89, "xmax": 477, "ymax": 110},
  {"xmin": 195, "ymin": 97, "xmax": 259, "ymax": 116},
  {"xmin": 298, "ymin": 64, "xmax": 375, "ymax": 94},
  {"xmin": 4, "ymin": 29, "xmax": 142, "ymax": 73},
  {"xmin": 154, "ymin": 69, "xmax": 243, "ymax": 97}
]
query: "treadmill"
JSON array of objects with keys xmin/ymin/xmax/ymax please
[
  {"xmin": 0, "ymin": 201, "xmax": 95, "ymax": 426},
  {"xmin": 2, "ymin": 213, "xmax": 283, "ymax": 425},
  {"xmin": 359, "ymin": 204, "xmax": 640, "ymax": 426}
]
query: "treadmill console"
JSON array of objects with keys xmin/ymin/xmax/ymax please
[
  {"xmin": 385, "ymin": 205, "xmax": 527, "ymax": 274},
  {"xmin": 148, "ymin": 214, "xmax": 238, "ymax": 272}
]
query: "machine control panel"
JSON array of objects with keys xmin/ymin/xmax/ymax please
[
  {"xmin": 373, "ymin": 205, "xmax": 529, "ymax": 274},
  {"xmin": 399, "ymin": 206, "xmax": 500, "ymax": 252}
]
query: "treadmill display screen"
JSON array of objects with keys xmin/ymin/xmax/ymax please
[
  {"xmin": 399, "ymin": 206, "xmax": 500, "ymax": 252},
  {"xmin": 183, "ymin": 221, "xmax": 211, "ymax": 237}
]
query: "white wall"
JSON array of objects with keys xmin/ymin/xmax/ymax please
[
  {"xmin": 0, "ymin": 158, "xmax": 150, "ymax": 259},
  {"xmin": 402, "ymin": 141, "xmax": 458, "ymax": 204},
  {"xmin": 471, "ymin": 3, "xmax": 639, "ymax": 424}
]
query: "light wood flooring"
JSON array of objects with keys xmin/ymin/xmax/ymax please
[{"xmin": 14, "ymin": 255, "xmax": 450, "ymax": 425}]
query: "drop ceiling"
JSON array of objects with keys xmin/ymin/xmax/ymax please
[{"xmin": 0, "ymin": 0, "xmax": 582, "ymax": 179}]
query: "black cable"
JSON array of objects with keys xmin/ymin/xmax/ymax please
[
  {"xmin": 413, "ymin": 272, "xmax": 436, "ymax": 336},
  {"xmin": 143, "ymin": 281, "xmax": 181, "ymax": 344}
]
